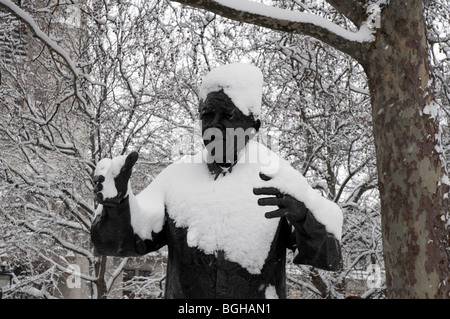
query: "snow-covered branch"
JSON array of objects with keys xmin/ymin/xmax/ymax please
[
  {"xmin": 11, "ymin": 215, "xmax": 94, "ymax": 262},
  {"xmin": 23, "ymin": 242, "xmax": 97, "ymax": 282},
  {"xmin": 0, "ymin": 0, "xmax": 104, "ymax": 86},
  {"xmin": 287, "ymin": 274, "xmax": 322, "ymax": 296},
  {"xmin": 106, "ymin": 258, "xmax": 129, "ymax": 291},
  {"xmin": 170, "ymin": 0, "xmax": 374, "ymax": 62}
]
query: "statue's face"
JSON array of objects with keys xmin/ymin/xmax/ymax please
[{"xmin": 200, "ymin": 91, "xmax": 260, "ymax": 165}]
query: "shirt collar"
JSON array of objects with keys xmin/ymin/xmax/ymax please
[{"xmin": 207, "ymin": 161, "xmax": 236, "ymax": 180}]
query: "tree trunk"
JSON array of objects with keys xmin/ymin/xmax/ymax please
[
  {"xmin": 362, "ymin": 1, "xmax": 449, "ymax": 298},
  {"xmin": 93, "ymin": 254, "xmax": 108, "ymax": 299}
]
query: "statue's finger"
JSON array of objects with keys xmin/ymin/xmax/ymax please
[
  {"xmin": 264, "ymin": 209, "xmax": 288, "ymax": 219},
  {"xmin": 253, "ymin": 187, "xmax": 282, "ymax": 196},
  {"xmin": 257, "ymin": 197, "xmax": 282, "ymax": 206}
]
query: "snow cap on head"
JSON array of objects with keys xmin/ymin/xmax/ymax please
[{"xmin": 199, "ymin": 63, "xmax": 263, "ymax": 118}]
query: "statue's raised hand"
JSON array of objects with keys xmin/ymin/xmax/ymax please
[
  {"xmin": 93, "ymin": 152, "xmax": 139, "ymax": 206},
  {"xmin": 253, "ymin": 173, "xmax": 308, "ymax": 223}
]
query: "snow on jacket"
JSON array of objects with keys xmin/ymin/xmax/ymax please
[{"xmin": 91, "ymin": 141, "xmax": 343, "ymax": 299}]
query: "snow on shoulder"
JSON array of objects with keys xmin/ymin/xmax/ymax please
[
  {"xmin": 199, "ymin": 63, "xmax": 263, "ymax": 118},
  {"xmin": 129, "ymin": 140, "xmax": 342, "ymax": 274},
  {"xmin": 252, "ymin": 142, "xmax": 343, "ymax": 241}
]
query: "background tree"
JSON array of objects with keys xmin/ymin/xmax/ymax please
[
  {"xmin": 0, "ymin": 0, "xmax": 448, "ymax": 299},
  {"xmin": 0, "ymin": 0, "xmax": 190, "ymax": 298}
]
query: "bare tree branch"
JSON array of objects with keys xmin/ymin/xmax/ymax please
[
  {"xmin": 170, "ymin": 0, "xmax": 372, "ymax": 63},
  {"xmin": 0, "ymin": 0, "xmax": 104, "ymax": 86}
]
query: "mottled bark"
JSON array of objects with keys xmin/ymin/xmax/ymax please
[
  {"xmin": 93, "ymin": 254, "xmax": 108, "ymax": 299},
  {"xmin": 326, "ymin": 0, "xmax": 369, "ymax": 27},
  {"xmin": 362, "ymin": 1, "xmax": 449, "ymax": 298}
]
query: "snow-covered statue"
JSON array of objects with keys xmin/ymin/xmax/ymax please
[{"xmin": 91, "ymin": 63, "xmax": 343, "ymax": 299}]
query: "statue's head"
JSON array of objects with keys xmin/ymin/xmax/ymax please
[{"xmin": 198, "ymin": 63, "xmax": 263, "ymax": 166}]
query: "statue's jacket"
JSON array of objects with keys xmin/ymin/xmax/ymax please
[{"xmin": 91, "ymin": 141, "xmax": 343, "ymax": 299}]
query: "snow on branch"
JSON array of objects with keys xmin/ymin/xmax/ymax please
[
  {"xmin": 0, "ymin": 0, "xmax": 104, "ymax": 86},
  {"xmin": 106, "ymin": 258, "xmax": 129, "ymax": 291},
  {"xmin": 218, "ymin": 0, "xmax": 375, "ymax": 42},
  {"xmin": 171, "ymin": 0, "xmax": 375, "ymax": 61}
]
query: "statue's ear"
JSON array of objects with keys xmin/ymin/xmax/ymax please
[{"xmin": 254, "ymin": 119, "xmax": 261, "ymax": 132}]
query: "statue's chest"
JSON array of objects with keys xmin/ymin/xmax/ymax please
[{"xmin": 165, "ymin": 165, "xmax": 279, "ymax": 274}]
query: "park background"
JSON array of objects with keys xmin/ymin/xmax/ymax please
[{"xmin": 0, "ymin": 0, "xmax": 449, "ymax": 299}]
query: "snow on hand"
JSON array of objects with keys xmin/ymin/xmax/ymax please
[{"xmin": 94, "ymin": 155, "xmax": 128, "ymax": 199}]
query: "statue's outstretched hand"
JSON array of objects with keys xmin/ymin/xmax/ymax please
[
  {"xmin": 253, "ymin": 173, "xmax": 308, "ymax": 223},
  {"xmin": 93, "ymin": 152, "xmax": 139, "ymax": 206}
]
